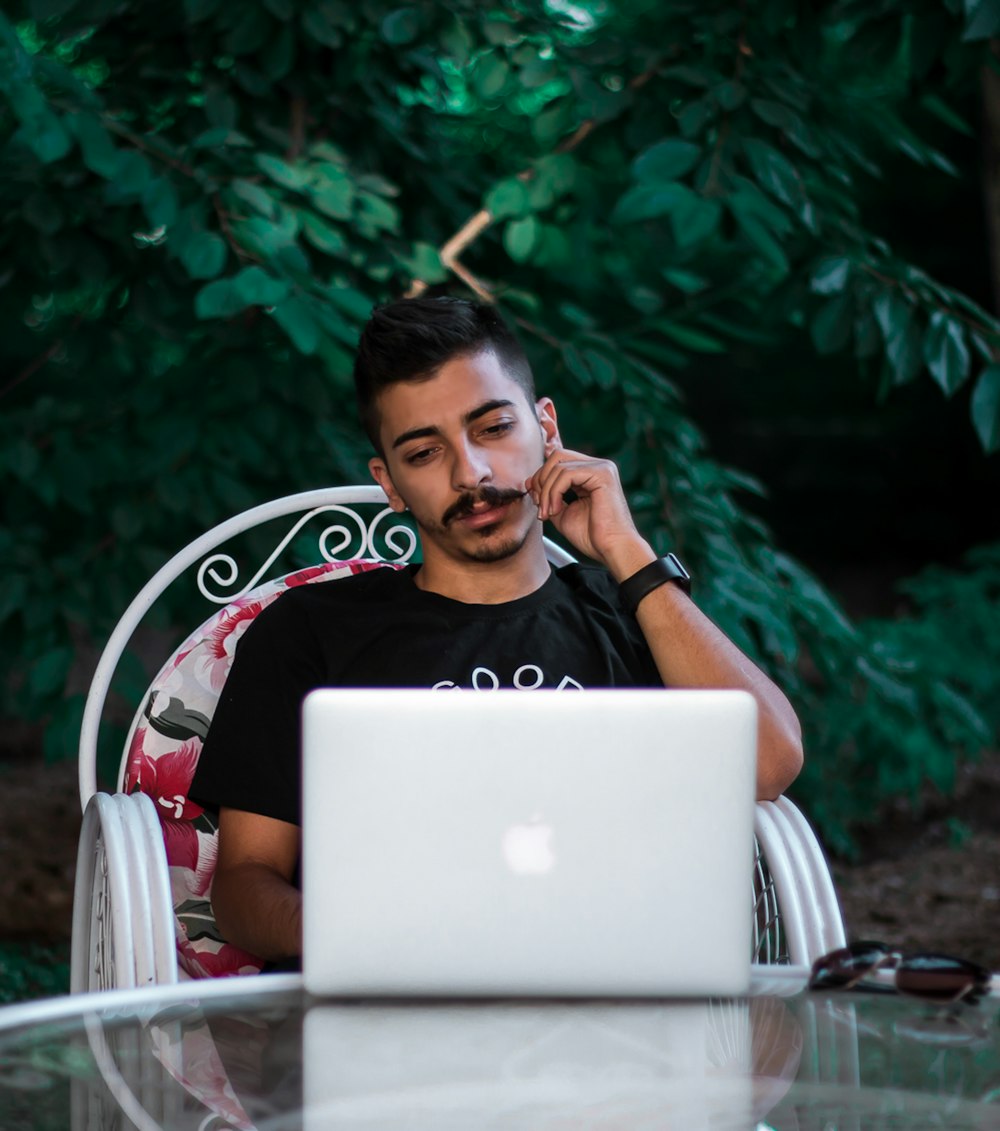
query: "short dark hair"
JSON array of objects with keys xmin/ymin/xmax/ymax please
[{"xmin": 353, "ymin": 296, "xmax": 536, "ymax": 454}]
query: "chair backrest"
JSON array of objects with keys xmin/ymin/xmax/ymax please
[{"xmin": 82, "ymin": 487, "xmax": 575, "ymax": 979}]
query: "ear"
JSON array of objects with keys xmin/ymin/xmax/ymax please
[
  {"xmin": 535, "ymin": 397, "xmax": 562, "ymax": 454},
  {"xmin": 369, "ymin": 456, "xmax": 407, "ymax": 513}
]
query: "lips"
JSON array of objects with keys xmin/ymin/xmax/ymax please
[{"xmin": 458, "ymin": 502, "xmax": 511, "ymax": 529}]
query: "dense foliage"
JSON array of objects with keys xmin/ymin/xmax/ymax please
[{"xmin": 2, "ymin": 0, "xmax": 998, "ymax": 849}]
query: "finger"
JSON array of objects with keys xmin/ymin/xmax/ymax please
[
  {"xmin": 537, "ymin": 463, "xmax": 594, "ymax": 519},
  {"xmin": 531, "ymin": 450, "xmax": 592, "ymax": 500}
]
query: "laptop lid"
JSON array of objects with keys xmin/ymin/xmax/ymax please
[{"xmin": 302, "ymin": 689, "xmax": 757, "ymax": 998}]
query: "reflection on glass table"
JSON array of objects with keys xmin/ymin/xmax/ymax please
[{"xmin": 1, "ymin": 968, "xmax": 999, "ymax": 1129}]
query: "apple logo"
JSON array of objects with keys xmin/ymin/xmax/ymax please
[{"xmin": 501, "ymin": 814, "xmax": 556, "ymax": 875}]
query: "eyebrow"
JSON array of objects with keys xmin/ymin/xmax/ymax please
[{"xmin": 390, "ymin": 399, "xmax": 516, "ymax": 450}]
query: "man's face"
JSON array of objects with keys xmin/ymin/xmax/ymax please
[{"xmin": 368, "ymin": 350, "xmax": 559, "ymax": 567}]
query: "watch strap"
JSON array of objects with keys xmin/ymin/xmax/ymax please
[{"xmin": 619, "ymin": 553, "xmax": 691, "ymax": 613}]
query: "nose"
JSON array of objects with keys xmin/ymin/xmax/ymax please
[{"xmin": 451, "ymin": 437, "xmax": 491, "ymax": 491}]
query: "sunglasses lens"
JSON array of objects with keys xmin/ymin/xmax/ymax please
[
  {"xmin": 896, "ymin": 954, "xmax": 991, "ymax": 1002},
  {"xmin": 810, "ymin": 942, "xmax": 890, "ymax": 989}
]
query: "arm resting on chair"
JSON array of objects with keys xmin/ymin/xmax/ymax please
[
  {"xmin": 212, "ymin": 807, "xmax": 302, "ymax": 961},
  {"xmin": 631, "ymin": 580, "xmax": 804, "ymax": 801}
]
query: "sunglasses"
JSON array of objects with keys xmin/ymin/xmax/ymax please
[{"xmin": 809, "ymin": 941, "xmax": 992, "ymax": 1005}]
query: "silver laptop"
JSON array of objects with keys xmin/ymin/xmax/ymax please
[{"xmin": 301, "ymin": 689, "xmax": 757, "ymax": 998}]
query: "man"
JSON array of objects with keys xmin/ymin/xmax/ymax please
[{"xmin": 190, "ymin": 295, "xmax": 803, "ymax": 964}]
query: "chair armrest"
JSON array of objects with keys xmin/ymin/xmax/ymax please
[
  {"xmin": 71, "ymin": 792, "xmax": 179, "ymax": 991},
  {"xmin": 754, "ymin": 797, "xmax": 847, "ymax": 966}
]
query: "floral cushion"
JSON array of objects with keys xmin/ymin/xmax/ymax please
[{"xmin": 123, "ymin": 558, "xmax": 401, "ymax": 979}]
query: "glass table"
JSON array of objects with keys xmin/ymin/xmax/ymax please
[{"xmin": 1, "ymin": 968, "xmax": 998, "ymax": 1129}]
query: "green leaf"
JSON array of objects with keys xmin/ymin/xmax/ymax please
[
  {"xmin": 262, "ymin": 24, "xmax": 296, "ymax": 79},
  {"xmin": 255, "ymin": 153, "xmax": 309, "ymax": 191},
  {"xmin": 356, "ymin": 192, "xmax": 399, "ymax": 236},
  {"xmin": 398, "ymin": 241, "xmax": 448, "ymax": 283},
  {"xmin": 191, "ymin": 126, "xmax": 231, "ymax": 149},
  {"xmin": 28, "ymin": 647, "xmax": 73, "ymax": 699},
  {"xmin": 971, "ymin": 363, "xmax": 1000, "ymax": 453},
  {"xmin": 580, "ymin": 348, "xmax": 616, "ymax": 389},
  {"xmin": 742, "ymin": 138, "xmax": 804, "ymax": 211},
  {"xmin": 810, "ymin": 294, "xmax": 854, "ymax": 355},
  {"xmin": 66, "ymin": 111, "xmax": 119, "ymax": 178},
  {"xmin": 474, "ymin": 53, "xmax": 509, "ymax": 99},
  {"xmin": 924, "ymin": 311, "xmax": 970, "ymax": 396},
  {"xmin": 205, "ymin": 87, "xmax": 238, "ymax": 129},
  {"xmin": 231, "ymin": 178, "xmax": 276, "ymax": 218},
  {"xmin": 380, "ymin": 7, "xmax": 421, "ymax": 45},
  {"xmin": 179, "ymin": 231, "xmax": 228, "ymax": 280},
  {"xmin": 486, "ymin": 177, "xmax": 530, "ymax": 220},
  {"xmin": 106, "ymin": 150, "xmax": 153, "ymax": 199},
  {"xmin": 7, "ymin": 438, "xmax": 41, "ymax": 480},
  {"xmin": 920, "ymin": 94, "xmax": 974, "ymax": 136},
  {"xmin": 963, "ymin": 0, "xmax": 1000, "ymax": 41},
  {"xmin": 503, "ymin": 216, "xmax": 540, "ymax": 263},
  {"xmin": 670, "ymin": 194, "xmax": 722, "ymax": 247},
  {"xmin": 271, "ymin": 296, "xmax": 320, "ymax": 353},
  {"xmin": 300, "ymin": 211, "xmax": 348, "ymax": 256},
  {"xmin": 873, "ymin": 292, "xmax": 923, "ymax": 386},
  {"xmin": 27, "ymin": 109, "xmax": 72, "ymax": 163},
  {"xmin": 142, "ymin": 177, "xmax": 179, "ymax": 229},
  {"xmin": 303, "ymin": 4, "xmax": 344, "ymax": 47},
  {"xmin": 633, "ymin": 139, "xmax": 702, "ymax": 182},
  {"xmin": 532, "ymin": 153, "xmax": 576, "ymax": 196},
  {"xmin": 810, "ymin": 256, "xmax": 851, "ymax": 295},
  {"xmin": 194, "ymin": 277, "xmax": 245, "ymax": 319},
  {"xmin": 312, "ymin": 168, "xmax": 355, "ymax": 220},
  {"xmin": 661, "ymin": 268, "xmax": 709, "ymax": 294},
  {"xmin": 234, "ymin": 265, "xmax": 291, "ymax": 307},
  {"xmin": 326, "ymin": 286, "xmax": 372, "ymax": 323},
  {"xmin": 562, "ymin": 343, "xmax": 607, "ymax": 387},
  {"xmin": 612, "ymin": 183, "xmax": 694, "ymax": 225},
  {"xmin": 224, "ymin": 8, "xmax": 271, "ymax": 54},
  {"xmin": 749, "ymin": 99, "xmax": 819, "ymax": 158},
  {"xmin": 715, "ymin": 80, "xmax": 746, "ymax": 112},
  {"xmin": 728, "ymin": 194, "xmax": 789, "ymax": 275},
  {"xmin": 658, "ymin": 322, "xmax": 726, "ymax": 353}
]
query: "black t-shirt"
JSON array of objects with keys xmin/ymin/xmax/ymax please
[{"xmin": 190, "ymin": 562, "xmax": 661, "ymax": 826}]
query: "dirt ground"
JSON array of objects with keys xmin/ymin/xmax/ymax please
[{"xmin": 1, "ymin": 754, "xmax": 998, "ymax": 971}]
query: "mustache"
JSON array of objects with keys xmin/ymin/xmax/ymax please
[{"xmin": 442, "ymin": 485, "xmax": 527, "ymax": 526}]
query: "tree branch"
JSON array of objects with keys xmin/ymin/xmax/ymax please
[
  {"xmin": 405, "ymin": 57, "xmax": 667, "ymax": 301},
  {"xmin": 287, "ymin": 96, "xmax": 307, "ymax": 162}
]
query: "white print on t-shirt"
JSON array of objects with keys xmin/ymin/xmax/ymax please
[{"xmin": 431, "ymin": 664, "xmax": 584, "ymax": 691}]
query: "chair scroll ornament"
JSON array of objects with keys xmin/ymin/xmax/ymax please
[{"xmin": 195, "ymin": 504, "xmax": 418, "ymax": 604}]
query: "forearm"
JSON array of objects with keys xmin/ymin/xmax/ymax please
[
  {"xmin": 607, "ymin": 541, "xmax": 804, "ymax": 801},
  {"xmin": 211, "ymin": 862, "xmax": 303, "ymax": 961}
]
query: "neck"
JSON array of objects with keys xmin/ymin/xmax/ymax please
[{"xmin": 413, "ymin": 539, "xmax": 552, "ymax": 604}]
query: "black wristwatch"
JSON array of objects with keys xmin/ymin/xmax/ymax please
[{"xmin": 619, "ymin": 553, "xmax": 691, "ymax": 614}]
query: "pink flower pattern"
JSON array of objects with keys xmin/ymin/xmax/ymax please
[{"xmin": 121, "ymin": 559, "xmax": 403, "ymax": 979}]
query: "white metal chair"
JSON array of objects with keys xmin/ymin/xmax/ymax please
[{"xmin": 71, "ymin": 486, "xmax": 846, "ymax": 991}]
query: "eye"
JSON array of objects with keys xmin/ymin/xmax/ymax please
[
  {"xmin": 405, "ymin": 446, "xmax": 437, "ymax": 465},
  {"xmin": 481, "ymin": 420, "xmax": 515, "ymax": 438}
]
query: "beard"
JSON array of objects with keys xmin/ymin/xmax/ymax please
[{"xmin": 462, "ymin": 525, "xmax": 531, "ymax": 563}]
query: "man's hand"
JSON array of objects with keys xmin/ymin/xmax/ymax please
[{"xmin": 524, "ymin": 448, "xmax": 656, "ymax": 581}]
